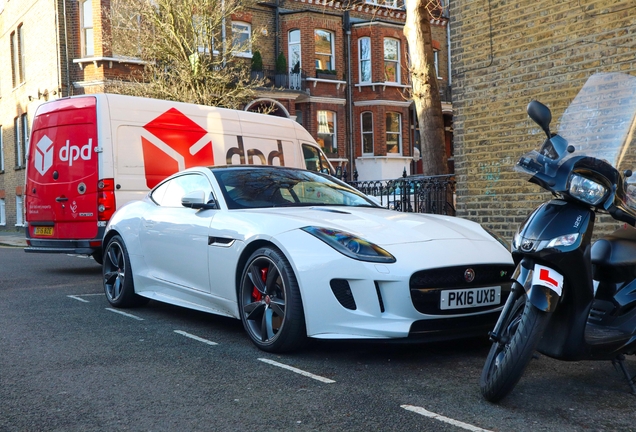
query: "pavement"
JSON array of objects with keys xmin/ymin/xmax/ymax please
[{"xmin": 0, "ymin": 231, "xmax": 28, "ymax": 247}]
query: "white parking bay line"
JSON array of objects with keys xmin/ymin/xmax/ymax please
[
  {"xmin": 67, "ymin": 293, "xmax": 104, "ymax": 303},
  {"xmin": 105, "ymin": 308, "xmax": 145, "ymax": 321},
  {"xmin": 401, "ymin": 405, "xmax": 493, "ymax": 432},
  {"xmin": 258, "ymin": 358, "xmax": 336, "ymax": 383},
  {"xmin": 174, "ymin": 330, "xmax": 218, "ymax": 346}
]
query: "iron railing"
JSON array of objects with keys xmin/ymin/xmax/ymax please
[
  {"xmin": 251, "ymin": 68, "xmax": 307, "ymax": 91},
  {"xmin": 348, "ymin": 173, "xmax": 456, "ymax": 216}
]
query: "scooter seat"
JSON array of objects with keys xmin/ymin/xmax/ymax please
[{"xmin": 591, "ymin": 226, "xmax": 636, "ymax": 267}]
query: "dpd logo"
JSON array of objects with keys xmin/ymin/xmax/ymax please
[
  {"xmin": 34, "ymin": 135, "xmax": 54, "ymax": 176},
  {"xmin": 141, "ymin": 108, "xmax": 214, "ymax": 189},
  {"xmin": 59, "ymin": 139, "xmax": 92, "ymax": 167}
]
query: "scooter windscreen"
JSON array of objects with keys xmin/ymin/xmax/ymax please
[{"xmin": 515, "ymin": 73, "xmax": 636, "ymax": 209}]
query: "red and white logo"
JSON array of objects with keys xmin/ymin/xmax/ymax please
[
  {"xmin": 141, "ymin": 108, "xmax": 214, "ymax": 188},
  {"xmin": 532, "ymin": 264, "xmax": 564, "ymax": 296}
]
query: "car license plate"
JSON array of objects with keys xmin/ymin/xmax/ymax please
[
  {"xmin": 440, "ymin": 286, "xmax": 501, "ymax": 310},
  {"xmin": 34, "ymin": 226, "xmax": 54, "ymax": 236}
]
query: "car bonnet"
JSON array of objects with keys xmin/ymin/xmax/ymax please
[{"xmin": 253, "ymin": 207, "xmax": 493, "ymax": 246}]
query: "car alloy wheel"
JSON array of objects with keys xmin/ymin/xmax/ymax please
[
  {"xmin": 239, "ymin": 247, "xmax": 306, "ymax": 352},
  {"xmin": 103, "ymin": 235, "xmax": 148, "ymax": 308}
]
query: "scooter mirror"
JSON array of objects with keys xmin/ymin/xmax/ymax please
[{"xmin": 527, "ymin": 100, "xmax": 552, "ymax": 140}]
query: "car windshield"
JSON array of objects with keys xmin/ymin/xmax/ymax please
[{"xmin": 212, "ymin": 167, "xmax": 378, "ymax": 209}]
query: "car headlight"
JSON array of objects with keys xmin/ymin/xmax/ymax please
[
  {"xmin": 569, "ymin": 174, "xmax": 607, "ymax": 205},
  {"xmin": 301, "ymin": 226, "xmax": 396, "ymax": 263}
]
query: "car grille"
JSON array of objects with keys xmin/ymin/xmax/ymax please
[{"xmin": 409, "ymin": 264, "xmax": 515, "ymax": 315}]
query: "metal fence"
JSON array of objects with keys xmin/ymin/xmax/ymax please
[{"xmin": 348, "ymin": 173, "xmax": 456, "ymax": 216}]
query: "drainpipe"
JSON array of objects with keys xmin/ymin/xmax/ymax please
[
  {"xmin": 62, "ymin": 0, "xmax": 71, "ymax": 96},
  {"xmin": 446, "ymin": 4, "xmax": 451, "ymax": 87},
  {"xmin": 275, "ymin": 0, "xmax": 280, "ymax": 58},
  {"xmin": 222, "ymin": 0, "xmax": 227, "ymax": 67},
  {"xmin": 344, "ymin": 12, "xmax": 354, "ymax": 180}
]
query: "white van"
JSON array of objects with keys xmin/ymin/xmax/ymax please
[{"xmin": 24, "ymin": 93, "xmax": 334, "ymax": 262}]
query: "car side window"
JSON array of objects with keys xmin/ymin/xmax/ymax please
[{"xmin": 151, "ymin": 174, "xmax": 214, "ymax": 207}]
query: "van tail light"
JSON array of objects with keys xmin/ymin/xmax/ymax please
[{"xmin": 98, "ymin": 179, "xmax": 116, "ymax": 221}]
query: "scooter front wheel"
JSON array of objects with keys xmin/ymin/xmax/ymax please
[{"xmin": 480, "ymin": 296, "xmax": 552, "ymax": 402}]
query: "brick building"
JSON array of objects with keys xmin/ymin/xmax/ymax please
[
  {"xmin": 0, "ymin": 0, "xmax": 451, "ymax": 233},
  {"xmin": 450, "ymin": 0, "xmax": 636, "ymax": 239}
]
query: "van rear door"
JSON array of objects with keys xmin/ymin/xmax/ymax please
[{"xmin": 25, "ymin": 97, "xmax": 99, "ymax": 243}]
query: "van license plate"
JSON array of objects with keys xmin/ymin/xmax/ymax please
[
  {"xmin": 440, "ymin": 286, "xmax": 501, "ymax": 310},
  {"xmin": 34, "ymin": 227, "xmax": 54, "ymax": 236}
]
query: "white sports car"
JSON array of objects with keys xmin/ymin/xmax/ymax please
[{"xmin": 103, "ymin": 166, "xmax": 514, "ymax": 352}]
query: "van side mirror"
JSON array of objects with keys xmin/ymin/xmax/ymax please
[
  {"xmin": 181, "ymin": 190, "xmax": 217, "ymax": 209},
  {"xmin": 527, "ymin": 100, "xmax": 552, "ymax": 140}
]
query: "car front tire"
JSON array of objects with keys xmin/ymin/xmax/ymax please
[
  {"xmin": 103, "ymin": 235, "xmax": 149, "ymax": 308},
  {"xmin": 239, "ymin": 246, "xmax": 307, "ymax": 353}
]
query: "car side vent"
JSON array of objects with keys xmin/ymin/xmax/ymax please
[{"xmin": 330, "ymin": 279, "xmax": 356, "ymax": 310}]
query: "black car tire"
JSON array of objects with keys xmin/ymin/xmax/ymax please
[
  {"xmin": 239, "ymin": 246, "xmax": 307, "ymax": 353},
  {"xmin": 103, "ymin": 235, "xmax": 149, "ymax": 308}
]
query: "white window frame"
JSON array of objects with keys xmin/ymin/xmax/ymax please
[
  {"xmin": 111, "ymin": 8, "xmax": 142, "ymax": 59},
  {"xmin": 358, "ymin": 37, "xmax": 371, "ymax": 83},
  {"xmin": 10, "ymin": 25, "xmax": 24, "ymax": 87},
  {"xmin": 314, "ymin": 29, "xmax": 334, "ymax": 71},
  {"xmin": 21, "ymin": 113, "xmax": 29, "ymax": 162},
  {"xmin": 383, "ymin": 38, "xmax": 400, "ymax": 84},
  {"xmin": 434, "ymin": 50, "xmax": 441, "ymax": 78},
  {"xmin": 16, "ymin": 195, "xmax": 23, "ymax": 226},
  {"xmin": 232, "ymin": 22, "xmax": 252, "ymax": 58},
  {"xmin": 193, "ymin": 15, "xmax": 219, "ymax": 56},
  {"xmin": 0, "ymin": 199, "xmax": 5, "ymax": 226},
  {"xmin": 361, "ymin": 112, "xmax": 374, "ymax": 155},
  {"xmin": 14, "ymin": 116, "xmax": 22, "ymax": 168},
  {"xmin": 0, "ymin": 125, "xmax": 4, "ymax": 172},
  {"xmin": 288, "ymin": 29, "xmax": 301, "ymax": 73},
  {"xmin": 80, "ymin": 0, "xmax": 94, "ymax": 57},
  {"xmin": 385, "ymin": 112, "xmax": 402, "ymax": 155},
  {"xmin": 317, "ymin": 110, "xmax": 337, "ymax": 156}
]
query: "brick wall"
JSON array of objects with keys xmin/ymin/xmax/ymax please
[
  {"xmin": 0, "ymin": 0, "xmax": 60, "ymax": 231},
  {"xmin": 450, "ymin": 0, "xmax": 636, "ymax": 239}
]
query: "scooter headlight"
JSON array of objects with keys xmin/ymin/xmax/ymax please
[
  {"xmin": 569, "ymin": 174, "xmax": 607, "ymax": 205},
  {"xmin": 546, "ymin": 233, "xmax": 579, "ymax": 248}
]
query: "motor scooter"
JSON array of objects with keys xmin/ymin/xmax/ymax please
[{"xmin": 480, "ymin": 72, "xmax": 636, "ymax": 402}]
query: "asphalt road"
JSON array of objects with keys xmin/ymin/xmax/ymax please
[{"xmin": 2, "ymin": 247, "xmax": 636, "ymax": 431}]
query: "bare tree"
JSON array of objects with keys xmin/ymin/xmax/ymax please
[
  {"xmin": 404, "ymin": 0, "xmax": 449, "ymax": 175},
  {"xmin": 104, "ymin": 0, "xmax": 263, "ymax": 109}
]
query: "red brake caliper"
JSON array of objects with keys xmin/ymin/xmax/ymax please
[{"xmin": 251, "ymin": 267, "xmax": 268, "ymax": 301}]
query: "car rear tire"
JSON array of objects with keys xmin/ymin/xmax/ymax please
[
  {"xmin": 103, "ymin": 235, "xmax": 149, "ymax": 308},
  {"xmin": 239, "ymin": 246, "xmax": 307, "ymax": 353}
]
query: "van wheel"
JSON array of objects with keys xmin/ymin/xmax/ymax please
[
  {"xmin": 103, "ymin": 235, "xmax": 148, "ymax": 308},
  {"xmin": 92, "ymin": 249, "xmax": 103, "ymax": 265}
]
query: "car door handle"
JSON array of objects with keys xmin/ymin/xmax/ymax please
[{"xmin": 56, "ymin": 197, "xmax": 68, "ymax": 202}]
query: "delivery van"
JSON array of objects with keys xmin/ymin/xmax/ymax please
[{"xmin": 24, "ymin": 93, "xmax": 334, "ymax": 263}]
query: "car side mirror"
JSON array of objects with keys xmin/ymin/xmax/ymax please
[{"xmin": 181, "ymin": 190, "xmax": 217, "ymax": 209}]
